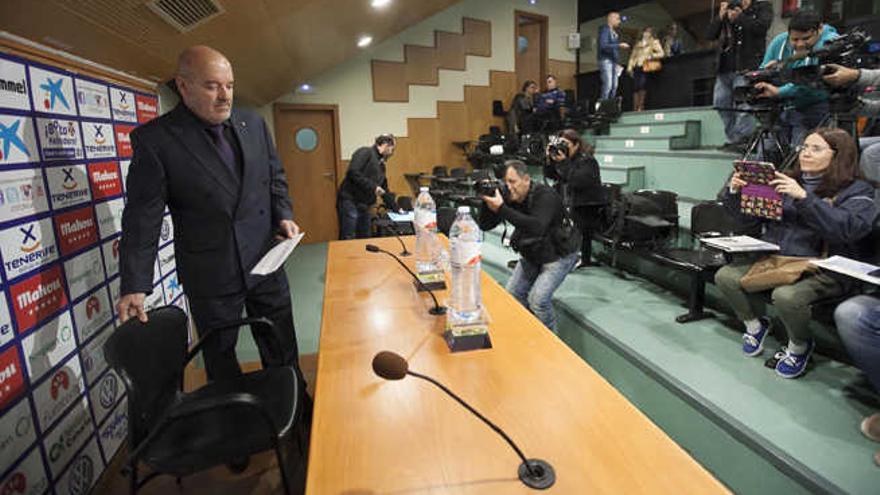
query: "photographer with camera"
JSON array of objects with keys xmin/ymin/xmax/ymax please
[
  {"xmin": 543, "ymin": 129, "xmax": 606, "ymax": 268},
  {"xmin": 753, "ymin": 10, "xmax": 839, "ymax": 148},
  {"xmin": 823, "ymin": 63, "xmax": 880, "ymax": 180},
  {"xmin": 478, "ymin": 160, "xmax": 579, "ymax": 331},
  {"xmin": 708, "ymin": 0, "xmax": 772, "ymax": 152}
]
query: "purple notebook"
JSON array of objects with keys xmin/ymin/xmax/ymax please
[{"xmin": 734, "ymin": 160, "xmax": 782, "ymax": 221}]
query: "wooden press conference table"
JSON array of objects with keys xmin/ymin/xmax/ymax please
[{"xmin": 306, "ymin": 236, "xmax": 728, "ymax": 494}]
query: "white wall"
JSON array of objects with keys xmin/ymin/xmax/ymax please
[{"xmin": 260, "ymin": 0, "xmax": 578, "ymax": 159}]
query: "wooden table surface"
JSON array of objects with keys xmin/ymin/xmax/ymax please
[{"xmin": 306, "ymin": 236, "xmax": 729, "ymax": 494}]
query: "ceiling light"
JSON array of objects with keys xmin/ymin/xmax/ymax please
[
  {"xmin": 371, "ymin": 0, "xmax": 391, "ymax": 8},
  {"xmin": 300, "ymin": 84, "xmax": 311, "ymax": 91},
  {"xmin": 357, "ymin": 35, "xmax": 373, "ymax": 48},
  {"xmin": 528, "ymin": 0, "xmax": 537, "ymax": 4}
]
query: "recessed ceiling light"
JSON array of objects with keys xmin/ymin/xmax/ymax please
[
  {"xmin": 527, "ymin": 0, "xmax": 537, "ymax": 5},
  {"xmin": 371, "ymin": 0, "xmax": 391, "ymax": 8},
  {"xmin": 357, "ymin": 35, "xmax": 373, "ymax": 48},
  {"xmin": 300, "ymin": 84, "xmax": 311, "ymax": 91}
]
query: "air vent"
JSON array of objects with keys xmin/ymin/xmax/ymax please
[{"xmin": 147, "ymin": 0, "xmax": 225, "ymax": 33}]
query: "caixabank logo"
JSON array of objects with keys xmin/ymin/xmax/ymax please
[
  {"xmin": 73, "ymin": 79, "xmax": 110, "ymax": 120},
  {"xmin": 73, "ymin": 289, "xmax": 110, "ymax": 343},
  {"xmin": 54, "ymin": 206, "xmax": 98, "ymax": 257},
  {"xmin": 35, "ymin": 118, "xmax": 83, "ymax": 161},
  {"xmin": 135, "ymin": 94, "xmax": 157, "ymax": 123},
  {"xmin": 27, "ymin": 66, "xmax": 76, "ymax": 117},
  {"xmin": 33, "ymin": 355, "xmax": 85, "ymax": 432},
  {"xmin": 0, "ymin": 217, "xmax": 59, "ymax": 280},
  {"xmin": 0, "ymin": 345, "xmax": 25, "ymax": 409},
  {"xmin": 0, "ymin": 169, "xmax": 49, "ymax": 224},
  {"xmin": 87, "ymin": 162, "xmax": 121, "ymax": 200},
  {"xmin": 0, "ymin": 399, "xmax": 36, "ymax": 480},
  {"xmin": 0, "ymin": 59, "xmax": 31, "ymax": 112},
  {"xmin": 114, "ymin": 124, "xmax": 133, "ymax": 159},
  {"xmin": 81, "ymin": 122, "xmax": 116, "ymax": 160},
  {"xmin": 0, "ymin": 114, "xmax": 38, "ymax": 166},
  {"xmin": 110, "ymin": 88, "xmax": 136, "ymax": 123},
  {"xmin": 46, "ymin": 164, "xmax": 90, "ymax": 210},
  {"xmin": 0, "ymin": 447, "xmax": 49, "ymax": 495},
  {"xmin": 10, "ymin": 264, "xmax": 67, "ymax": 333},
  {"xmin": 43, "ymin": 398, "xmax": 93, "ymax": 478}
]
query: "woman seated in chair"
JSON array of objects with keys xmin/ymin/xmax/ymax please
[{"xmin": 714, "ymin": 128, "xmax": 877, "ymax": 378}]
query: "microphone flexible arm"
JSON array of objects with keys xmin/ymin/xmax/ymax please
[
  {"xmin": 373, "ymin": 247, "xmax": 445, "ymax": 315},
  {"xmin": 407, "ymin": 370, "xmax": 535, "ymax": 476},
  {"xmin": 385, "ymin": 221, "xmax": 412, "ymax": 256}
]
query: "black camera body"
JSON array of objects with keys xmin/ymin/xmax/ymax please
[
  {"xmin": 476, "ymin": 178, "xmax": 509, "ymax": 198},
  {"xmin": 547, "ymin": 135, "xmax": 570, "ymax": 158}
]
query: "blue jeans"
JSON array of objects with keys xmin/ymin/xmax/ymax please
[
  {"xmin": 505, "ymin": 251, "xmax": 578, "ymax": 331},
  {"xmin": 713, "ymin": 72, "xmax": 754, "ymax": 144},
  {"xmin": 835, "ymin": 295, "xmax": 880, "ymax": 393},
  {"xmin": 598, "ymin": 59, "xmax": 619, "ymax": 100},
  {"xmin": 338, "ymin": 197, "xmax": 371, "ymax": 240}
]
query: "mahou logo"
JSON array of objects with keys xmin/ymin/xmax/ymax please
[
  {"xmin": 54, "ymin": 206, "xmax": 98, "ymax": 256},
  {"xmin": 135, "ymin": 94, "xmax": 157, "ymax": 123},
  {"xmin": 0, "ymin": 346, "xmax": 25, "ymax": 409},
  {"xmin": 114, "ymin": 124, "xmax": 133, "ymax": 158},
  {"xmin": 87, "ymin": 162, "xmax": 121, "ymax": 200},
  {"xmin": 10, "ymin": 264, "xmax": 67, "ymax": 332}
]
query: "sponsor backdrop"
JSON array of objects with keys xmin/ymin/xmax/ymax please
[{"xmin": 0, "ymin": 51, "xmax": 186, "ymax": 495}]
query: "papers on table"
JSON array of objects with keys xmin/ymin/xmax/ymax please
[
  {"xmin": 700, "ymin": 235, "xmax": 780, "ymax": 253},
  {"xmin": 250, "ymin": 232, "xmax": 305, "ymax": 275},
  {"xmin": 810, "ymin": 256, "xmax": 880, "ymax": 285},
  {"xmin": 387, "ymin": 211, "xmax": 414, "ymax": 223}
]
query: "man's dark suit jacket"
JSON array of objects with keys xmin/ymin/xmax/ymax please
[{"xmin": 120, "ymin": 103, "xmax": 293, "ymax": 299}]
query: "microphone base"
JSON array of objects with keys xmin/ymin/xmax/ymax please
[
  {"xmin": 518, "ymin": 459, "xmax": 555, "ymax": 490},
  {"xmin": 429, "ymin": 306, "xmax": 447, "ymax": 316},
  {"xmin": 400, "ymin": 250, "xmax": 412, "ymax": 257},
  {"xmin": 443, "ymin": 326, "xmax": 492, "ymax": 353}
]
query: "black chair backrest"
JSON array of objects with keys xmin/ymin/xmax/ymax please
[
  {"xmin": 691, "ymin": 201, "xmax": 739, "ymax": 236},
  {"xmin": 397, "ymin": 196, "xmax": 413, "ymax": 211},
  {"xmin": 602, "ymin": 183, "xmax": 622, "ymax": 204},
  {"xmin": 634, "ymin": 189, "xmax": 678, "ymax": 222},
  {"xmin": 432, "ymin": 165, "xmax": 448, "ymax": 177},
  {"xmin": 437, "ymin": 206, "xmax": 457, "ymax": 236},
  {"xmin": 471, "ymin": 169, "xmax": 492, "ymax": 182},
  {"xmin": 449, "ymin": 167, "xmax": 467, "ymax": 178},
  {"xmin": 492, "ymin": 100, "xmax": 505, "ymax": 117},
  {"xmin": 103, "ymin": 306, "xmax": 189, "ymax": 445}
]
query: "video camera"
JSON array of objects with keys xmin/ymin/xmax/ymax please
[{"xmin": 475, "ymin": 178, "xmax": 509, "ymax": 199}]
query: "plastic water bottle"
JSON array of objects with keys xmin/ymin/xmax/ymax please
[
  {"xmin": 448, "ymin": 206, "xmax": 482, "ymax": 326},
  {"xmin": 414, "ymin": 187, "xmax": 439, "ymax": 273}
]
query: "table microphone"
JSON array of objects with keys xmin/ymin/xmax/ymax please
[
  {"xmin": 365, "ymin": 244, "xmax": 446, "ymax": 315},
  {"xmin": 371, "ymin": 351, "xmax": 555, "ymax": 490},
  {"xmin": 379, "ymin": 219, "xmax": 411, "ymax": 257}
]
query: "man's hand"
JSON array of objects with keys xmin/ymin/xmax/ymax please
[
  {"xmin": 728, "ymin": 7, "xmax": 742, "ymax": 21},
  {"xmin": 481, "ymin": 189, "xmax": 504, "ymax": 213},
  {"xmin": 719, "ymin": 1, "xmax": 729, "ymax": 19},
  {"xmin": 619, "ymin": 42, "xmax": 630, "ymax": 50},
  {"xmin": 822, "ymin": 64, "xmax": 860, "ymax": 87},
  {"xmin": 375, "ymin": 186, "xmax": 385, "ymax": 196},
  {"xmin": 754, "ymin": 82, "xmax": 780, "ymax": 98},
  {"xmin": 278, "ymin": 219, "xmax": 301, "ymax": 239},
  {"xmin": 117, "ymin": 293, "xmax": 148, "ymax": 323}
]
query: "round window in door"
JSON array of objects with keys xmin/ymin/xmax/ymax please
[{"xmin": 295, "ymin": 127, "xmax": 319, "ymax": 152}]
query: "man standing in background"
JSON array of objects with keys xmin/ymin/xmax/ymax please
[
  {"xmin": 597, "ymin": 11, "xmax": 629, "ymax": 101},
  {"xmin": 337, "ymin": 134, "xmax": 396, "ymax": 239}
]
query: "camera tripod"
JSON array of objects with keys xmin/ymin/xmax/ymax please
[{"xmin": 718, "ymin": 104, "xmax": 799, "ymax": 171}]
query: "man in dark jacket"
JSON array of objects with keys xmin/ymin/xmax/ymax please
[
  {"xmin": 597, "ymin": 11, "xmax": 630, "ymax": 100},
  {"xmin": 478, "ymin": 160, "xmax": 579, "ymax": 331},
  {"xmin": 337, "ymin": 134, "xmax": 396, "ymax": 239},
  {"xmin": 708, "ymin": 0, "xmax": 773, "ymax": 151}
]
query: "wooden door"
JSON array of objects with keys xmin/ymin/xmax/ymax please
[
  {"xmin": 273, "ymin": 104, "xmax": 341, "ymax": 243},
  {"xmin": 515, "ymin": 11, "xmax": 548, "ymax": 88}
]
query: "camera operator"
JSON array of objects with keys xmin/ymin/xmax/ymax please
[
  {"xmin": 823, "ymin": 63, "xmax": 880, "ymax": 177},
  {"xmin": 478, "ymin": 160, "xmax": 579, "ymax": 331},
  {"xmin": 708, "ymin": 0, "xmax": 772, "ymax": 152},
  {"xmin": 543, "ymin": 129, "xmax": 606, "ymax": 268},
  {"xmin": 753, "ymin": 10, "xmax": 839, "ymax": 148}
]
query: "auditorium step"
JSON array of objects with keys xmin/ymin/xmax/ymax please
[
  {"xmin": 597, "ymin": 120, "xmax": 701, "ymax": 152},
  {"xmin": 479, "ymin": 228, "xmax": 880, "ymax": 495},
  {"xmin": 615, "ymin": 106, "xmax": 729, "ymax": 148},
  {"xmin": 609, "ymin": 121, "xmax": 698, "ymax": 139}
]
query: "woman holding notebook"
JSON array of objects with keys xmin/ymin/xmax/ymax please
[{"xmin": 714, "ymin": 128, "xmax": 877, "ymax": 379}]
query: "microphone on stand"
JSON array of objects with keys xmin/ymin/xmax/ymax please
[
  {"xmin": 365, "ymin": 244, "xmax": 446, "ymax": 315},
  {"xmin": 377, "ymin": 218, "xmax": 411, "ymax": 256},
  {"xmin": 371, "ymin": 351, "xmax": 555, "ymax": 490}
]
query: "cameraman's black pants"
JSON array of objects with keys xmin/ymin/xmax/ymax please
[{"xmin": 574, "ymin": 205, "xmax": 605, "ymax": 262}]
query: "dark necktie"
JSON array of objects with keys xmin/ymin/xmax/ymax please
[{"xmin": 207, "ymin": 124, "xmax": 238, "ymax": 177}]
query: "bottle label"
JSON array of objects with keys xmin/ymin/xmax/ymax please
[
  {"xmin": 453, "ymin": 241, "xmax": 481, "ymax": 266},
  {"xmin": 419, "ymin": 211, "xmax": 437, "ymax": 230}
]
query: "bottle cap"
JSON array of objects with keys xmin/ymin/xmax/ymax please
[
  {"xmin": 420, "ymin": 186, "xmax": 429, "ymax": 192},
  {"xmin": 457, "ymin": 206, "xmax": 470, "ymax": 213}
]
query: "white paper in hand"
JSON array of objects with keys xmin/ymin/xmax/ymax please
[{"xmin": 250, "ymin": 232, "xmax": 305, "ymax": 275}]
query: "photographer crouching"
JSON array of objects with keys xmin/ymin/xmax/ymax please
[
  {"xmin": 543, "ymin": 129, "xmax": 606, "ymax": 268},
  {"xmin": 478, "ymin": 160, "xmax": 579, "ymax": 331}
]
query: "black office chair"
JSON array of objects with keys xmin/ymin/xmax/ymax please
[
  {"xmin": 396, "ymin": 195, "xmax": 414, "ymax": 212},
  {"xmin": 449, "ymin": 167, "xmax": 468, "ymax": 178},
  {"xmin": 104, "ymin": 306, "xmax": 306, "ymax": 495}
]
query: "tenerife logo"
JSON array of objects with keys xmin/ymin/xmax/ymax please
[
  {"xmin": 0, "ymin": 119, "xmax": 29, "ymax": 163},
  {"xmin": 67, "ymin": 454, "xmax": 94, "ymax": 495},
  {"xmin": 40, "ymin": 78, "xmax": 69, "ymax": 112},
  {"xmin": 62, "ymin": 167, "xmax": 78, "ymax": 190},
  {"xmin": 111, "ymin": 89, "xmax": 136, "ymax": 122},
  {"xmin": 118, "ymin": 91, "xmax": 129, "ymax": 111},
  {"xmin": 83, "ymin": 123, "xmax": 116, "ymax": 159},
  {"xmin": 1, "ymin": 219, "xmax": 58, "ymax": 280},
  {"xmin": 47, "ymin": 165, "xmax": 90, "ymax": 210},
  {"xmin": 92, "ymin": 125, "xmax": 105, "ymax": 145}
]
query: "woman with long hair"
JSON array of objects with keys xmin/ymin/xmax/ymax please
[
  {"xmin": 714, "ymin": 128, "xmax": 877, "ymax": 378},
  {"xmin": 626, "ymin": 27, "xmax": 664, "ymax": 111}
]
